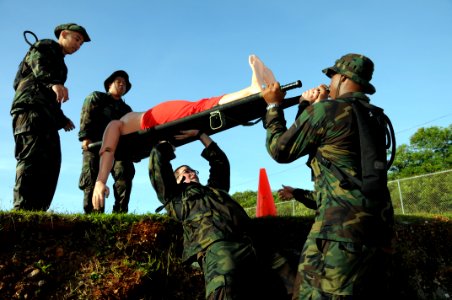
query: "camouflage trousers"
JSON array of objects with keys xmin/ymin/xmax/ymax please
[
  {"xmin": 79, "ymin": 150, "xmax": 135, "ymax": 213},
  {"xmin": 197, "ymin": 239, "xmax": 259, "ymax": 300},
  {"xmin": 293, "ymin": 236, "xmax": 392, "ymax": 300},
  {"xmin": 12, "ymin": 112, "xmax": 61, "ymax": 211},
  {"xmin": 198, "ymin": 238, "xmax": 291, "ymax": 300}
]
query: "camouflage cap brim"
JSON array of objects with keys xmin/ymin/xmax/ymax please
[
  {"xmin": 323, "ymin": 67, "xmax": 376, "ymax": 94},
  {"xmin": 54, "ymin": 23, "xmax": 91, "ymax": 42}
]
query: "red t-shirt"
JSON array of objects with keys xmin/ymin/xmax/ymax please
[{"xmin": 140, "ymin": 96, "xmax": 223, "ymax": 130}]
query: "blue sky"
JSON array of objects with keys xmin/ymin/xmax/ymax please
[{"xmin": 0, "ymin": 0, "xmax": 451, "ymax": 214}]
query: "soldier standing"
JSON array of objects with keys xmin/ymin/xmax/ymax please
[
  {"xmin": 78, "ymin": 70, "xmax": 135, "ymax": 213},
  {"xmin": 11, "ymin": 23, "xmax": 90, "ymax": 211},
  {"xmin": 262, "ymin": 54, "xmax": 394, "ymax": 299}
]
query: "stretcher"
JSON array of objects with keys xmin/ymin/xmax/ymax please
[{"xmin": 89, "ymin": 80, "xmax": 302, "ymax": 161}]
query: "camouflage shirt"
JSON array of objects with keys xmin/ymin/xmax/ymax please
[
  {"xmin": 11, "ymin": 39, "xmax": 69, "ymax": 130},
  {"xmin": 78, "ymin": 91, "xmax": 132, "ymax": 142},
  {"xmin": 292, "ymin": 189, "xmax": 317, "ymax": 210},
  {"xmin": 265, "ymin": 92, "xmax": 394, "ymax": 246},
  {"xmin": 149, "ymin": 141, "xmax": 251, "ymax": 262}
]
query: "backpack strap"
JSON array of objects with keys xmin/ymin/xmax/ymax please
[
  {"xmin": 13, "ymin": 31, "xmax": 39, "ymax": 90},
  {"xmin": 315, "ymin": 151, "xmax": 362, "ymax": 190},
  {"xmin": 315, "ymin": 98, "xmax": 396, "ymax": 194},
  {"xmin": 23, "ymin": 30, "xmax": 38, "ymax": 47},
  {"xmin": 383, "ymin": 113, "xmax": 396, "ymax": 169}
]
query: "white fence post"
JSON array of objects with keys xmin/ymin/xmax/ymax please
[{"xmin": 397, "ymin": 180, "xmax": 405, "ymax": 215}]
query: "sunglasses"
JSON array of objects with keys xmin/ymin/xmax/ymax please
[{"xmin": 176, "ymin": 168, "xmax": 199, "ymax": 180}]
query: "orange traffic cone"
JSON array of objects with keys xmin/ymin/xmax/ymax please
[{"xmin": 256, "ymin": 168, "xmax": 277, "ymax": 217}]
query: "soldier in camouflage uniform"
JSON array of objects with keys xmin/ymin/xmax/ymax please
[
  {"xmin": 262, "ymin": 54, "xmax": 394, "ymax": 299},
  {"xmin": 78, "ymin": 70, "xmax": 135, "ymax": 213},
  {"xmin": 149, "ymin": 130, "xmax": 284, "ymax": 299},
  {"xmin": 11, "ymin": 23, "xmax": 90, "ymax": 211}
]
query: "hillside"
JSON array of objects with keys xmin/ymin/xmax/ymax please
[{"xmin": 0, "ymin": 212, "xmax": 450, "ymax": 299}]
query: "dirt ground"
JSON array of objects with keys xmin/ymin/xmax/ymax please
[{"xmin": 0, "ymin": 213, "xmax": 450, "ymax": 299}]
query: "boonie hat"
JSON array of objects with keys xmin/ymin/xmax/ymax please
[
  {"xmin": 322, "ymin": 53, "xmax": 376, "ymax": 94},
  {"xmin": 104, "ymin": 70, "xmax": 132, "ymax": 94},
  {"xmin": 54, "ymin": 23, "xmax": 91, "ymax": 42}
]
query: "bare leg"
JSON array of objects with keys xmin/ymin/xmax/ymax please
[
  {"xmin": 92, "ymin": 112, "xmax": 143, "ymax": 210},
  {"xmin": 219, "ymin": 54, "xmax": 275, "ymax": 105},
  {"xmin": 118, "ymin": 112, "xmax": 144, "ymax": 135}
]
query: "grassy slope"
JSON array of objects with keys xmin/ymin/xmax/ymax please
[{"xmin": 0, "ymin": 212, "xmax": 450, "ymax": 299}]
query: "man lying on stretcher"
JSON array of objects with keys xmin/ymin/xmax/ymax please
[{"xmin": 92, "ymin": 55, "xmax": 276, "ymax": 210}]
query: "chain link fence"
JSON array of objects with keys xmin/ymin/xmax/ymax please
[
  {"xmin": 388, "ymin": 169, "xmax": 451, "ymax": 215},
  {"xmin": 244, "ymin": 201, "xmax": 316, "ymax": 217},
  {"xmin": 245, "ymin": 169, "xmax": 452, "ymax": 216}
]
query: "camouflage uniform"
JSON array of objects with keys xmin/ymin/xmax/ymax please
[
  {"xmin": 78, "ymin": 91, "xmax": 135, "ymax": 213},
  {"xmin": 149, "ymin": 141, "xmax": 269, "ymax": 299},
  {"xmin": 264, "ymin": 54, "xmax": 394, "ymax": 299},
  {"xmin": 10, "ymin": 24, "xmax": 90, "ymax": 211},
  {"xmin": 291, "ymin": 189, "xmax": 317, "ymax": 210}
]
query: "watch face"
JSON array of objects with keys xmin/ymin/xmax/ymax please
[{"xmin": 266, "ymin": 103, "xmax": 279, "ymax": 110}]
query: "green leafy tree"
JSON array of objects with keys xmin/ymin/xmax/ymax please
[
  {"xmin": 388, "ymin": 125, "xmax": 452, "ymax": 214},
  {"xmin": 389, "ymin": 125, "xmax": 451, "ymax": 179},
  {"xmin": 231, "ymin": 190, "xmax": 258, "ymax": 208}
]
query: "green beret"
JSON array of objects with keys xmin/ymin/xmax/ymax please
[
  {"xmin": 104, "ymin": 70, "xmax": 132, "ymax": 94},
  {"xmin": 322, "ymin": 53, "xmax": 376, "ymax": 94},
  {"xmin": 54, "ymin": 23, "xmax": 91, "ymax": 42}
]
